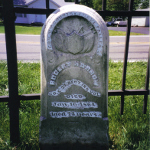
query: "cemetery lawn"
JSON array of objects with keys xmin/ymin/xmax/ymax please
[
  {"xmin": 0, "ymin": 61, "xmax": 149, "ymax": 149},
  {"xmin": 0, "ymin": 22, "xmax": 145, "ymax": 36}
]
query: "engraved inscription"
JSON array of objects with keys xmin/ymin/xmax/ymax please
[
  {"xmin": 49, "ymin": 111, "xmax": 102, "ymax": 118},
  {"xmin": 51, "ymin": 102, "xmax": 98, "ymax": 109},
  {"xmin": 48, "ymin": 79, "xmax": 101, "ymax": 97},
  {"xmin": 64, "ymin": 94, "xmax": 86, "ymax": 100},
  {"xmin": 50, "ymin": 61, "xmax": 99, "ymax": 86}
]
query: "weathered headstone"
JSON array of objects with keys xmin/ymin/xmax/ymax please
[{"xmin": 40, "ymin": 4, "xmax": 109, "ymax": 150}]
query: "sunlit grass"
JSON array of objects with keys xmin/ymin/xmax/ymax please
[
  {"xmin": 108, "ymin": 30, "xmax": 145, "ymax": 36},
  {"xmin": 15, "ymin": 25, "xmax": 42, "ymax": 35},
  {"xmin": 0, "ymin": 22, "xmax": 145, "ymax": 36},
  {"xmin": 0, "ymin": 61, "xmax": 148, "ymax": 149},
  {"xmin": 0, "ymin": 23, "xmax": 42, "ymax": 35}
]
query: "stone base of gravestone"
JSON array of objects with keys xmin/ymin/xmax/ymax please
[
  {"xmin": 40, "ymin": 143, "xmax": 108, "ymax": 150},
  {"xmin": 40, "ymin": 4, "xmax": 109, "ymax": 150}
]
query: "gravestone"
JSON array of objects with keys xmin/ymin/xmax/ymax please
[{"xmin": 40, "ymin": 4, "xmax": 109, "ymax": 150}]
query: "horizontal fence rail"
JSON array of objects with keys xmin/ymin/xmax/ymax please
[
  {"xmin": 0, "ymin": 7, "xmax": 149, "ymax": 16},
  {"xmin": 0, "ymin": 0, "xmax": 149, "ymax": 144},
  {"xmin": 0, "ymin": 89, "xmax": 149, "ymax": 103}
]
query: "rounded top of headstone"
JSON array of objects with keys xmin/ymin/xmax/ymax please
[
  {"xmin": 41, "ymin": 4, "xmax": 108, "ymax": 57},
  {"xmin": 46, "ymin": 4, "xmax": 102, "ymax": 21}
]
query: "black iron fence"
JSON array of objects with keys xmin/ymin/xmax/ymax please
[{"xmin": 0, "ymin": 0, "xmax": 149, "ymax": 144}]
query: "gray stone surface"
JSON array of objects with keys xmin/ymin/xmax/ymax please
[{"xmin": 40, "ymin": 4, "xmax": 109, "ymax": 149}]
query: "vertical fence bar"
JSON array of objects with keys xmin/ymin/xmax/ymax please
[
  {"xmin": 121, "ymin": 0, "xmax": 134, "ymax": 115},
  {"xmin": 102, "ymin": 0, "xmax": 106, "ymax": 11},
  {"xmin": 102, "ymin": 0, "xmax": 106, "ymax": 20},
  {"xmin": 143, "ymin": 56, "xmax": 149, "ymax": 114},
  {"xmin": 75, "ymin": 0, "xmax": 79, "ymax": 4},
  {"xmin": 120, "ymin": 95, "xmax": 124, "ymax": 115},
  {"xmin": 46, "ymin": 0, "xmax": 50, "ymax": 18},
  {"xmin": 122, "ymin": 16, "xmax": 132, "ymax": 90},
  {"xmin": 2, "ymin": 0, "xmax": 20, "ymax": 144}
]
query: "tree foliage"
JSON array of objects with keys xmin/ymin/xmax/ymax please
[
  {"xmin": 93, "ymin": 0, "xmax": 102, "ymax": 10},
  {"xmin": 140, "ymin": 0, "xmax": 149, "ymax": 9},
  {"xmin": 80, "ymin": 0, "xmax": 149, "ymax": 10},
  {"xmin": 80, "ymin": 0, "xmax": 149, "ymax": 21},
  {"xmin": 80, "ymin": 0, "xmax": 93, "ymax": 8},
  {"xmin": 107, "ymin": 0, "xmax": 129, "ymax": 11},
  {"xmin": 0, "ymin": 0, "xmax": 2, "ymax": 20}
]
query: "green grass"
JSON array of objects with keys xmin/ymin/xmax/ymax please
[
  {"xmin": 0, "ymin": 22, "xmax": 145, "ymax": 36},
  {"xmin": 108, "ymin": 30, "xmax": 145, "ymax": 36},
  {"xmin": 0, "ymin": 61, "xmax": 149, "ymax": 149},
  {"xmin": 0, "ymin": 22, "xmax": 42, "ymax": 35},
  {"xmin": 15, "ymin": 25, "xmax": 42, "ymax": 35}
]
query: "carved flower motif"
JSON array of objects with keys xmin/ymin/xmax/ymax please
[{"xmin": 51, "ymin": 17, "xmax": 96, "ymax": 55}]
